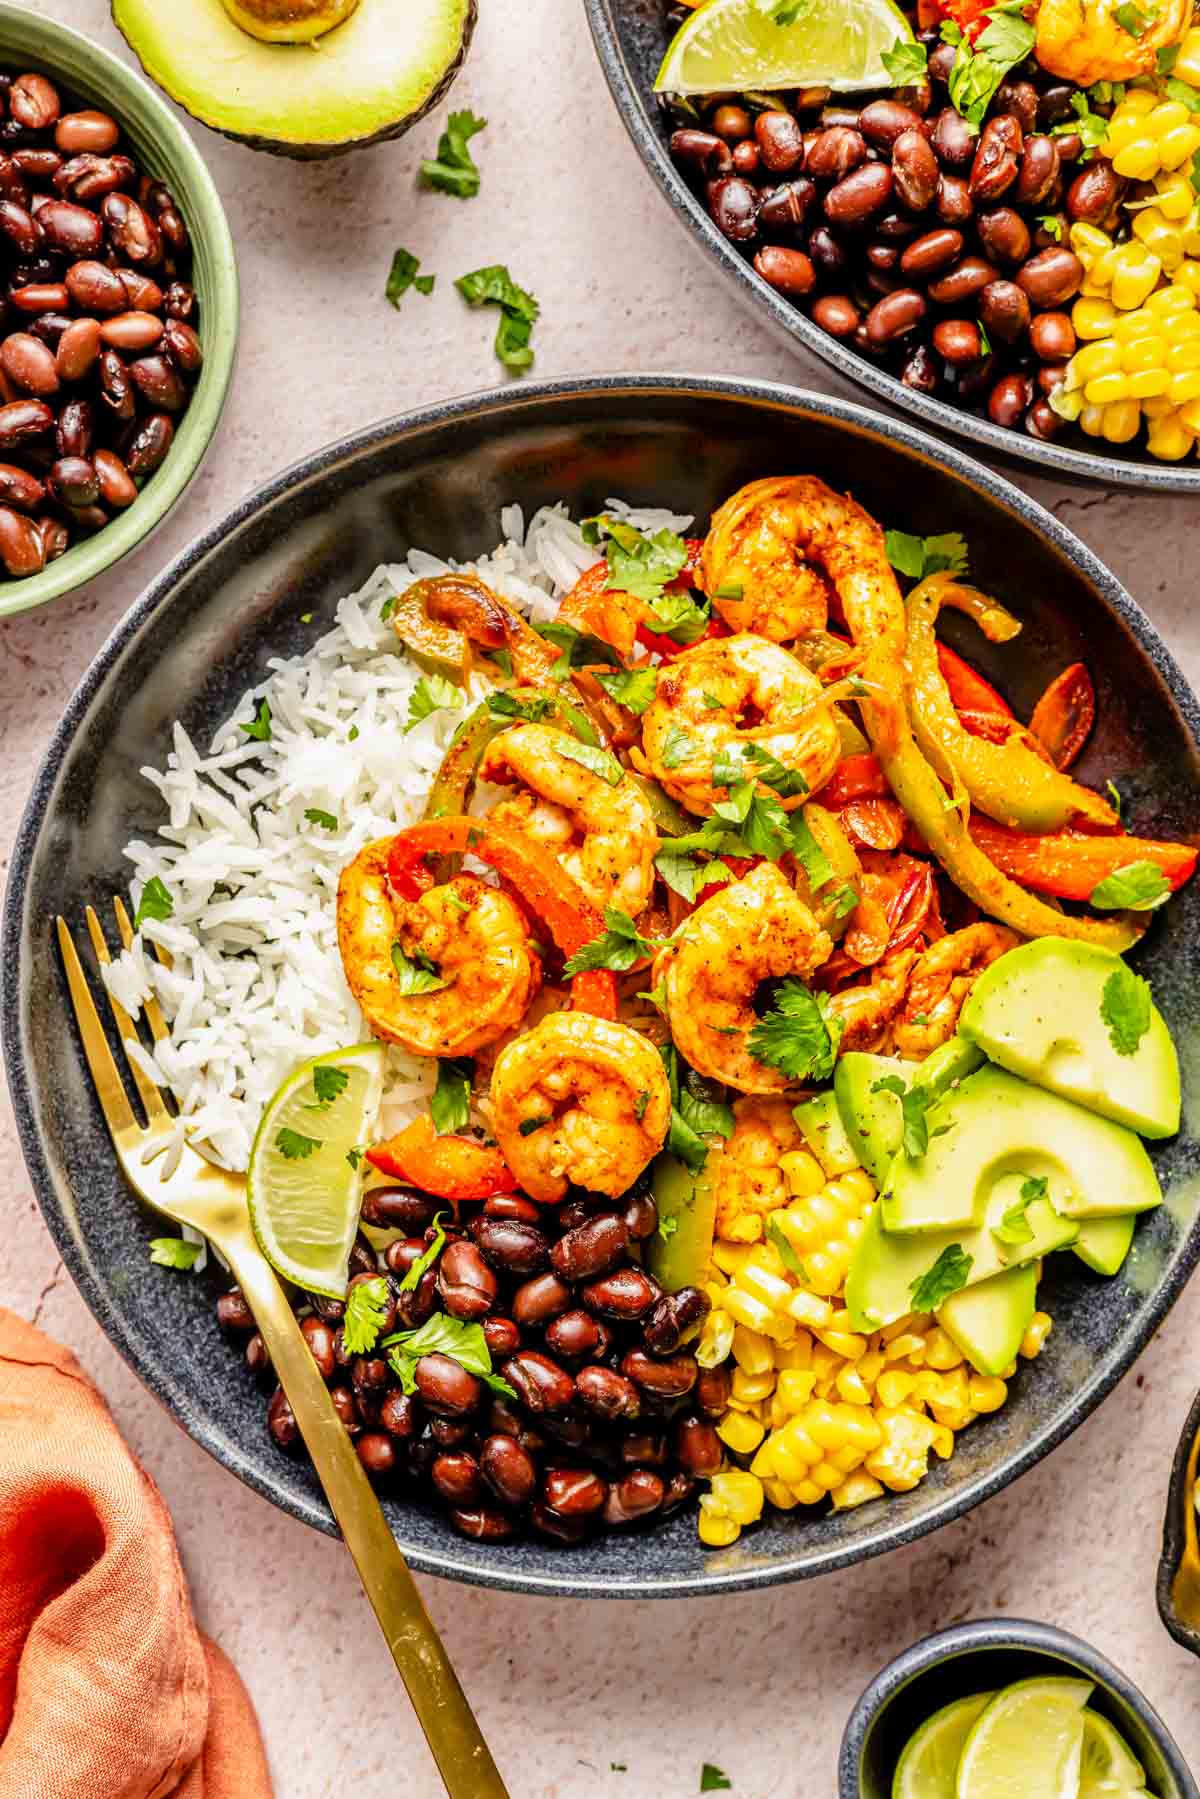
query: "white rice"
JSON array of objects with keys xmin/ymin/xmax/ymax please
[{"xmin": 104, "ymin": 498, "xmax": 693, "ymax": 1172}]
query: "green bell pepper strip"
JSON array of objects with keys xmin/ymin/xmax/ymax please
[{"xmin": 646, "ymin": 1147, "xmax": 722, "ymax": 1293}]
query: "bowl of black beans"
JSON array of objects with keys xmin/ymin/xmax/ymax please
[
  {"xmin": 0, "ymin": 4, "xmax": 237, "ymax": 618},
  {"xmin": 586, "ymin": 0, "xmax": 1200, "ymax": 490}
]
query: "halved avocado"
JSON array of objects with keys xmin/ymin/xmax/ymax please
[{"xmin": 113, "ymin": 0, "xmax": 476, "ymax": 159}]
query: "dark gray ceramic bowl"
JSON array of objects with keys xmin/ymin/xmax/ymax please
[
  {"xmin": 585, "ymin": 0, "xmax": 1200, "ymax": 493},
  {"xmin": 1159, "ymin": 1389, "xmax": 1200, "ymax": 1657},
  {"xmin": 839, "ymin": 1620, "xmax": 1199, "ymax": 1798},
  {"xmin": 6, "ymin": 374, "xmax": 1200, "ymax": 1597}
]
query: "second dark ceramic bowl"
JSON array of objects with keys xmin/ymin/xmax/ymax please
[
  {"xmin": 1159, "ymin": 1388, "xmax": 1200, "ymax": 1657},
  {"xmin": 585, "ymin": 0, "xmax": 1200, "ymax": 493},
  {"xmin": 840, "ymin": 1621, "xmax": 1199, "ymax": 1798},
  {"xmin": 6, "ymin": 374, "xmax": 1200, "ymax": 1597}
]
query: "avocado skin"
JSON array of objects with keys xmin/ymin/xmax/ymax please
[{"xmin": 112, "ymin": 0, "xmax": 477, "ymax": 160}]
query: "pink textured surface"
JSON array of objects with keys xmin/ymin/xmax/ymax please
[{"xmin": 2, "ymin": 1, "xmax": 1199, "ymax": 1793}]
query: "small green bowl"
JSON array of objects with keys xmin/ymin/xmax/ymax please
[{"xmin": 0, "ymin": 4, "xmax": 238, "ymax": 620}]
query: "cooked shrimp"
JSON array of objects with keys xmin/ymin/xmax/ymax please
[
  {"xmin": 712, "ymin": 1097, "xmax": 806, "ymax": 1244},
  {"xmin": 638, "ymin": 632, "xmax": 842, "ymax": 816},
  {"xmin": 702, "ymin": 477, "xmax": 835, "ymax": 641},
  {"xmin": 891, "ymin": 923, "xmax": 1019, "ymax": 1057},
  {"xmin": 825, "ymin": 949, "xmax": 919, "ymax": 1055},
  {"xmin": 654, "ymin": 862, "xmax": 833, "ymax": 1094},
  {"xmin": 337, "ymin": 840, "xmax": 540, "ymax": 1057},
  {"xmin": 489, "ymin": 1011, "xmax": 671, "ymax": 1201},
  {"xmin": 1035, "ymin": 0, "xmax": 1189, "ymax": 82},
  {"xmin": 480, "ymin": 722, "xmax": 660, "ymax": 917}
]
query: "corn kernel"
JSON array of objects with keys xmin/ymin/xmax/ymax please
[
  {"xmin": 835, "ymin": 1363, "xmax": 871, "ymax": 1405},
  {"xmin": 712, "ymin": 1241, "xmax": 754, "ymax": 1277},
  {"xmin": 809, "ymin": 1459, "xmax": 844, "ymax": 1492},
  {"xmin": 967, "ymin": 1375, "xmax": 1009, "ymax": 1414},
  {"xmin": 696, "ymin": 1308, "xmax": 735, "ymax": 1369},
  {"xmin": 828, "ymin": 1441, "xmax": 865, "ymax": 1475},
  {"xmin": 884, "ymin": 1332, "xmax": 927, "ymax": 1364},
  {"xmin": 1167, "ymin": 339, "xmax": 1200, "ymax": 371},
  {"xmin": 1085, "ymin": 373, "xmax": 1131, "ymax": 404},
  {"xmin": 710, "ymin": 1469, "xmax": 764, "ymax": 1524},
  {"xmin": 1070, "ymin": 221, "xmax": 1113, "ymax": 265},
  {"xmin": 778, "ymin": 1149, "xmax": 825, "ymax": 1198},
  {"xmin": 1154, "ymin": 172, "xmax": 1196, "ymax": 219},
  {"xmin": 830, "ymin": 1472, "xmax": 885, "ymax": 1511},
  {"xmin": 777, "ymin": 1367, "xmax": 818, "ymax": 1412},
  {"xmin": 1147, "ymin": 281, "xmax": 1197, "ymax": 315},
  {"xmin": 1079, "ymin": 402, "xmax": 1106, "ymax": 436},
  {"xmin": 816, "ymin": 1328, "xmax": 867, "ymax": 1362},
  {"xmin": 737, "ymin": 1263, "xmax": 792, "ymax": 1311},
  {"xmin": 698, "ymin": 1501, "xmax": 741, "ymax": 1547},
  {"xmin": 767, "ymin": 1393, "xmax": 790, "ymax": 1433},
  {"xmin": 1112, "ymin": 140, "xmax": 1163, "ymax": 182},
  {"xmin": 1070, "ymin": 340, "xmax": 1123, "ymax": 382},
  {"xmin": 731, "ymin": 1365, "xmax": 776, "ymax": 1405},
  {"xmin": 876, "ymin": 1369, "xmax": 916, "ymax": 1409},
  {"xmin": 1132, "ymin": 210, "xmax": 1185, "ymax": 272},
  {"xmin": 1072, "ymin": 297, "xmax": 1117, "ymax": 339},
  {"xmin": 1111, "ymin": 246, "xmax": 1163, "ymax": 310},
  {"xmin": 1101, "ymin": 398, "xmax": 1143, "ymax": 443},
  {"xmin": 913, "ymin": 1369, "xmax": 945, "ymax": 1404},
  {"xmin": 1120, "ymin": 334, "xmax": 1168, "ymax": 372},
  {"xmin": 790, "ymin": 1478, "xmax": 825, "ymax": 1505},
  {"xmin": 1158, "ymin": 126, "xmax": 1200, "ymax": 170},
  {"xmin": 1140, "ymin": 394, "xmax": 1175, "ymax": 418},
  {"xmin": 716, "ymin": 1410, "xmax": 765, "ymax": 1455},
  {"xmin": 762, "ymin": 1478, "xmax": 801, "ymax": 1510},
  {"xmin": 750, "ymin": 1441, "xmax": 776, "ymax": 1478},
  {"xmin": 930, "ymin": 1422, "xmax": 955, "ymax": 1459},
  {"xmin": 1173, "ymin": 24, "xmax": 1200, "ymax": 85},
  {"xmin": 803, "ymin": 1250, "xmax": 844, "ymax": 1298},
  {"xmin": 858, "ymin": 1350, "xmax": 885, "ymax": 1385},
  {"xmin": 1117, "ymin": 88, "xmax": 1159, "ymax": 118},
  {"xmin": 787, "ymin": 1289, "xmax": 833, "ymax": 1330},
  {"xmin": 723, "ymin": 1286, "xmax": 775, "ymax": 1334},
  {"xmin": 731, "ymin": 1323, "xmax": 775, "ymax": 1376},
  {"xmin": 1147, "ymin": 413, "xmax": 1196, "ymax": 458},
  {"xmin": 1128, "ymin": 368, "xmax": 1171, "ymax": 398},
  {"xmin": 772, "ymin": 1332, "xmax": 813, "ymax": 1371},
  {"xmin": 769, "ymin": 1438, "xmax": 815, "ymax": 1484},
  {"xmin": 922, "ymin": 1327, "xmax": 965, "ymax": 1371}
]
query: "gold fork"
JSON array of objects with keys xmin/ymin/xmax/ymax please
[{"xmin": 56, "ymin": 902, "xmax": 510, "ymax": 1799}]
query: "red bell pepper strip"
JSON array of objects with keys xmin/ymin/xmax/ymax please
[
  {"xmin": 937, "ymin": 642, "xmax": 1012, "ymax": 717},
  {"xmin": 1028, "ymin": 662, "xmax": 1096, "ymax": 771},
  {"xmin": 821, "ymin": 753, "xmax": 890, "ymax": 808},
  {"xmin": 367, "ymin": 1116, "xmax": 518, "ymax": 1200},
  {"xmin": 966, "ymin": 820, "xmax": 1197, "ymax": 902},
  {"xmin": 385, "ymin": 816, "xmax": 618, "ymax": 1019}
]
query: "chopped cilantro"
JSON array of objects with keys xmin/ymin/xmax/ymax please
[
  {"xmin": 554, "ymin": 737, "xmax": 625, "ymax": 787},
  {"xmin": 830, "ymin": 882, "xmax": 860, "ymax": 919},
  {"xmin": 240, "ymin": 697, "xmax": 272, "ymax": 742},
  {"xmin": 149, "ymin": 1236, "xmax": 202, "ymax": 1270},
  {"xmin": 1052, "ymin": 92, "xmax": 1108, "ymax": 155},
  {"xmin": 594, "ymin": 666, "xmax": 658, "ymax": 715},
  {"xmin": 385, "ymin": 246, "xmax": 435, "ymax": 307},
  {"xmin": 946, "ymin": 2, "xmax": 1036, "ymax": 129},
  {"xmin": 748, "ymin": 980, "xmax": 842, "ymax": 1081},
  {"xmin": 909, "ymin": 1243, "xmax": 973, "ymax": 1312},
  {"xmin": 884, "ymin": 530, "xmax": 969, "ymax": 581},
  {"xmin": 304, "ymin": 808, "xmax": 338, "ymax": 831},
  {"xmin": 455, "ymin": 263, "xmax": 538, "ymax": 374},
  {"xmin": 383, "ymin": 1313, "xmax": 515, "ymax": 1400},
  {"xmin": 1101, "ymin": 964, "xmax": 1153, "ymax": 1057},
  {"xmin": 431, "ymin": 1058, "xmax": 473, "ymax": 1135},
  {"xmin": 346, "ymin": 1146, "xmax": 364, "ymax": 1170},
  {"xmin": 660, "ymin": 724, "xmax": 701, "ymax": 769},
  {"xmin": 397, "ymin": 1213, "xmax": 449, "ymax": 1293},
  {"xmin": 871, "ymin": 1074, "xmax": 940, "ymax": 1161},
  {"xmin": 486, "ymin": 689, "xmax": 553, "ymax": 724},
  {"xmin": 1114, "ymin": 1, "xmax": 1150, "ymax": 33},
  {"xmin": 700, "ymin": 1767, "xmax": 732, "ymax": 1793},
  {"xmin": 134, "ymin": 875, "xmax": 173, "ymax": 928},
  {"xmin": 406, "ymin": 672, "xmax": 463, "ymax": 732},
  {"xmin": 519, "ymin": 1114, "xmax": 552, "ymax": 1136},
  {"xmin": 420, "ymin": 108, "xmax": 486, "ymax": 198},
  {"xmin": 1089, "ymin": 860, "xmax": 1171, "ymax": 911},
  {"xmin": 790, "ymin": 810, "xmax": 835, "ymax": 892},
  {"xmin": 391, "ymin": 941, "xmax": 453, "ymax": 995},
  {"xmin": 658, "ymin": 1214, "xmax": 679, "ymax": 1241},
  {"xmin": 342, "ymin": 1276, "xmax": 392, "ymax": 1354},
  {"xmin": 1157, "ymin": 43, "xmax": 1179, "ymax": 73},
  {"xmin": 535, "ymin": 617, "xmax": 620, "ymax": 678},
  {"xmin": 1038, "ymin": 214, "xmax": 1064, "ymax": 241},
  {"xmin": 881, "ymin": 36, "xmax": 929, "ymax": 85},
  {"xmin": 276, "ymin": 1127, "xmax": 321, "ymax": 1161},
  {"xmin": 766, "ymin": 1213, "xmax": 808, "ymax": 1281},
  {"xmin": 311, "ymin": 1064, "xmax": 349, "ymax": 1107},
  {"xmin": 564, "ymin": 906, "xmax": 662, "ymax": 975},
  {"xmin": 993, "ymin": 1174, "xmax": 1046, "ymax": 1245}
]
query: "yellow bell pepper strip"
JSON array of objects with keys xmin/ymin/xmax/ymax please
[
  {"xmin": 1028, "ymin": 661, "xmax": 1096, "ymax": 772},
  {"xmin": 367, "ymin": 1116, "xmax": 518, "ymax": 1200},
  {"xmin": 905, "ymin": 574, "xmax": 1117, "ymax": 833},
  {"xmin": 385, "ymin": 816, "xmax": 618, "ymax": 1019},
  {"xmin": 833, "ymin": 548, "xmax": 1139, "ymax": 952},
  {"xmin": 968, "ymin": 820, "xmax": 1198, "ymax": 902}
]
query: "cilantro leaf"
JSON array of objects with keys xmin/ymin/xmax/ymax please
[
  {"xmin": 884, "ymin": 530, "xmax": 969, "ymax": 581},
  {"xmin": 701, "ymin": 1767, "xmax": 732, "ymax": 1793},
  {"xmin": 871, "ymin": 1074, "xmax": 939, "ymax": 1160},
  {"xmin": 554, "ymin": 736, "xmax": 625, "ymax": 786},
  {"xmin": 594, "ymin": 667, "xmax": 658, "ymax": 715},
  {"xmin": 455, "ymin": 263, "xmax": 538, "ymax": 374},
  {"xmin": 134, "ymin": 875, "xmax": 173, "ymax": 928},
  {"xmin": 1101, "ymin": 964, "xmax": 1153, "ymax": 1057},
  {"xmin": 535, "ymin": 617, "xmax": 620, "ymax": 678},
  {"xmin": 790, "ymin": 810, "xmax": 835, "ymax": 892},
  {"xmin": 304, "ymin": 808, "xmax": 338, "ymax": 831},
  {"xmin": 406, "ymin": 672, "xmax": 463, "ymax": 732},
  {"xmin": 1166, "ymin": 76, "xmax": 1200, "ymax": 112},
  {"xmin": 149, "ymin": 1236, "xmax": 202, "ymax": 1270},
  {"xmin": 660, "ymin": 724, "xmax": 701, "ymax": 769},
  {"xmin": 667, "ymin": 1105, "xmax": 709, "ymax": 1171},
  {"xmin": 1157, "ymin": 43, "xmax": 1179, "ymax": 73},
  {"xmin": 564, "ymin": 906, "xmax": 661, "ymax": 975},
  {"xmin": 993, "ymin": 1174, "xmax": 1045, "ymax": 1245},
  {"xmin": 881, "ymin": 36, "xmax": 929, "ymax": 84},
  {"xmin": 677, "ymin": 1068, "xmax": 734, "ymax": 1142},
  {"xmin": 654, "ymin": 845, "xmax": 731, "ymax": 902},
  {"xmin": 383, "ymin": 1312, "xmax": 515, "ymax": 1399},
  {"xmin": 397, "ymin": 1213, "xmax": 449, "ymax": 1293},
  {"xmin": 486, "ymin": 690, "xmax": 553, "ymax": 724},
  {"xmin": 599, "ymin": 517, "xmax": 688, "ymax": 605},
  {"xmin": 830, "ymin": 882, "xmax": 860, "ymax": 919},
  {"xmin": 766, "ymin": 1212, "xmax": 808, "ymax": 1281},
  {"xmin": 1089, "ymin": 860, "xmax": 1171, "ymax": 911},
  {"xmin": 385, "ymin": 247, "xmax": 435, "ymax": 307},
  {"xmin": 311, "ymin": 1064, "xmax": 350, "ymax": 1106},
  {"xmin": 519, "ymin": 1114, "xmax": 552, "ymax": 1136},
  {"xmin": 945, "ymin": 3, "xmax": 1035, "ymax": 129},
  {"xmin": 240, "ymin": 698, "xmax": 272, "ymax": 742},
  {"xmin": 276, "ymin": 1127, "xmax": 321, "ymax": 1160},
  {"xmin": 346, "ymin": 1146, "xmax": 364, "ymax": 1170},
  {"xmin": 1114, "ymin": 1, "xmax": 1150, "ymax": 32},
  {"xmin": 342, "ymin": 1275, "xmax": 392, "ymax": 1354},
  {"xmin": 420, "ymin": 108, "xmax": 486, "ymax": 198},
  {"xmin": 1052, "ymin": 91, "xmax": 1107, "ymax": 153},
  {"xmin": 748, "ymin": 980, "xmax": 843, "ymax": 1081},
  {"xmin": 431, "ymin": 1058, "xmax": 473, "ymax": 1135},
  {"xmin": 391, "ymin": 941, "xmax": 453, "ymax": 995},
  {"xmin": 1038, "ymin": 213, "xmax": 1063, "ymax": 241},
  {"xmin": 909, "ymin": 1243, "xmax": 973, "ymax": 1312}
]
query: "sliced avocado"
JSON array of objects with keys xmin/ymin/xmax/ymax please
[
  {"xmin": 938, "ymin": 1264, "xmax": 1037, "ymax": 1377},
  {"xmin": 959, "ymin": 936, "xmax": 1180, "ymax": 1140},
  {"xmin": 792, "ymin": 1090, "xmax": 860, "ymax": 1177},
  {"xmin": 912, "ymin": 1034, "xmax": 985, "ymax": 1099},
  {"xmin": 882, "ymin": 1065, "xmax": 1162, "ymax": 1234},
  {"xmin": 834, "ymin": 1052, "xmax": 910, "ymax": 1185},
  {"xmin": 1073, "ymin": 1212, "xmax": 1137, "ymax": 1276},
  {"xmin": 647, "ymin": 1148, "xmax": 720, "ymax": 1292},
  {"xmin": 113, "ymin": 0, "xmax": 476, "ymax": 158},
  {"xmin": 844, "ymin": 1199, "xmax": 1077, "ymax": 1333}
]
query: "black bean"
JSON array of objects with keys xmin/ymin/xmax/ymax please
[
  {"xmin": 988, "ymin": 371, "xmax": 1034, "ymax": 428},
  {"xmin": 758, "ymin": 177, "xmax": 816, "ymax": 239},
  {"xmin": 620, "ymin": 1348, "xmax": 698, "ymax": 1399},
  {"xmin": 754, "ymin": 244, "xmax": 816, "ymax": 295},
  {"xmin": 754, "ymin": 110, "xmax": 806, "ymax": 174},
  {"xmin": 575, "ymin": 1365, "xmax": 641, "ymax": 1420},
  {"xmin": 811, "ymin": 293, "xmax": 860, "ymax": 337},
  {"xmin": 1029, "ymin": 310, "xmax": 1075, "ymax": 361},
  {"xmin": 1066, "ymin": 160, "xmax": 1121, "ymax": 225},
  {"xmin": 438, "ymin": 1238, "xmax": 498, "ymax": 1321},
  {"xmin": 1016, "ymin": 246, "xmax": 1084, "ymax": 308},
  {"xmin": 670, "ymin": 128, "xmax": 733, "ymax": 179},
  {"xmin": 581, "ymin": 1267, "xmax": 659, "ymax": 1320},
  {"xmin": 806, "ymin": 125, "xmax": 866, "ymax": 180},
  {"xmin": 933, "ymin": 317, "xmax": 983, "ymax": 365},
  {"xmin": 300, "ymin": 1314, "xmax": 337, "ymax": 1381},
  {"xmin": 512, "ymin": 1271, "xmax": 572, "ymax": 1328},
  {"xmin": 551, "ymin": 1213, "xmax": 628, "ymax": 1282},
  {"xmin": 927, "ymin": 256, "xmax": 997, "ymax": 305},
  {"xmin": 544, "ymin": 1308, "xmax": 604, "ymax": 1361},
  {"xmin": 473, "ymin": 1216, "xmax": 549, "ymax": 1275},
  {"xmin": 674, "ymin": 1414, "xmax": 723, "ymax": 1477},
  {"xmin": 482, "ymin": 1315, "xmax": 521, "ymax": 1360},
  {"xmin": 978, "ymin": 278, "xmax": 1031, "ymax": 344},
  {"xmin": 544, "ymin": 1466, "xmax": 608, "ymax": 1517},
  {"xmin": 865, "ymin": 288, "xmax": 926, "ymax": 346},
  {"xmin": 930, "ymin": 107, "xmax": 976, "ymax": 167},
  {"xmin": 1017, "ymin": 135, "xmax": 1060, "ymax": 207},
  {"xmin": 892, "ymin": 129, "xmax": 938, "ymax": 212},
  {"xmin": 484, "ymin": 1192, "xmax": 543, "ymax": 1224},
  {"xmin": 216, "ymin": 1288, "xmax": 255, "ymax": 1333},
  {"xmin": 480, "ymin": 1433, "xmax": 537, "ymax": 1506},
  {"xmin": 969, "ymin": 116, "xmax": 1022, "ymax": 203},
  {"xmin": 503, "ymin": 1350, "xmax": 575, "ymax": 1413},
  {"xmin": 976, "ymin": 206, "xmax": 1031, "ymax": 265},
  {"xmin": 414, "ymin": 1352, "xmax": 481, "ymax": 1416},
  {"xmin": 603, "ymin": 1470, "xmax": 665, "ymax": 1526},
  {"xmin": 379, "ymin": 1389, "xmax": 419, "ymax": 1439},
  {"xmin": 824, "ymin": 161, "xmax": 893, "ymax": 227},
  {"xmin": 642, "ymin": 1287, "xmax": 710, "ymax": 1356},
  {"xmin": 432, "ymin": 1450, "xmax": 485, "ymax": 1508},
  {"xmin": 707, "ymin": 175, "xmax": 759, "ymax": 243},
  {"xmin": 357, "ymin": 1432, "xmax": 398, "ymax": 1477},
  {"xmin": 267, "ymin": 1387, "xmax": 299, "ymax": 1450}
]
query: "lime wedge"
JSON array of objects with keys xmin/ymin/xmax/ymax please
[
  {"xmin": 1080, "ymin": 1710, "xmax": 1147, "ymax": 1797},
  {"xmin": 247, "ymin": 1043, "xmax": 385, "ymax": 1297},
  {"xmin": 956, "ymin": 1678, "xmax": 1093, "ymax": 1799},
  {"xmin": 893, "ymin": 1693, "xmax": 995, "ymax": 1799},
  {"xmin": 655, "ymin": 0, "xmax": 914, "ymax": 95}
]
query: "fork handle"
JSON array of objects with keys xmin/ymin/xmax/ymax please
[{"xmin": 219, "ymin": 1228, "xmax": 510, "ymax": 1799}]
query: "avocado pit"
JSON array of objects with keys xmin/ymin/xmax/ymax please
[{"xmin": 220, "ymin": 0, "xmax": 359, "ymax": 44}]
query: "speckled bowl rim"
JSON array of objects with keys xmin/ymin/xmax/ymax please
[
  {"xmin": 7, "ymin": 372, "xmax": 1200, "ymax": 1597},
  {"xmin": 0, "ymin": 3, "xmax": 239, "ymax": 621},
  {"xmin": 584, "ymin": 0, "xmax": 1200, "ymax": 494},
  {"xmin": 838, "ymin": 1619, "xmax": 1200, "ymax": 1797}
]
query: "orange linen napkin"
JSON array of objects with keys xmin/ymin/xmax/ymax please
[{"xmin": 0, "ymin": 1307, "xmax": 273, "ymax": 1799}]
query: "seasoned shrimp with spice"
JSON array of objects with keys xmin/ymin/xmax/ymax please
[
  {"xmin": 480, "ymin": 721, "xmax": 660, "ymax": 918},
  {"xmin": 654, "ymin": 862, "xmax": 833, "ymax": 1094},
  {"xmin": 702, "ymin": 476, "xmax": 835, "ymax": 642},
  {"xmin": 712, "ymin": 1097, "xmax": 811, "ymax": 1244},
  {"xmin": 336, "ymin": 839, "xmax": 540, "ymax": 1057},
  {"xmin": 489, "ymin": 1011, "xmax": 671, "ymax": 1201},
  {"xmin": 891, "ymin": 923, "xmax": 1019, "ymax": 1057},
  {"xmin": 638, "ymin": 632, "xmax": 842, "ymax": 817},
  {"xmin": 1034, "ymin": 0, "xmax": 1190, "ymax": 83}
]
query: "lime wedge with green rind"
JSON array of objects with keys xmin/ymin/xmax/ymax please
[
  {"xmin": 247, "ymin": 1042, "xmax": 384, "ymax": 1298},
  {"xmin": 1080, "ymin": 1709, "xmax": 1148, "ymax": 1797},
  {"xmin": 655, "ymin": 0, "xmax": 914, "ymax": 96},
  {"xmin": 955, "ymin": 1677, "xmax": 1093, "ymax": 1799},
  {"xmin": 892, "ymin": 1692, "xmax": 995, "ymax": 1799}
]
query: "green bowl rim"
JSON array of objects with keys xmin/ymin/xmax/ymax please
[{"xmin": 0, "ymin": 2, "xmax": 239, "ymax": 622}]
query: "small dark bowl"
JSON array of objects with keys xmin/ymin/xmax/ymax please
[
  {"xmin": 6, "ymin": 374, "xmax": 1200, "ymax": 1597},
  {"xmin": 1159, "ymin": 1389, "xmax": 1200, "ymax": 1657},
  {"xmin": 840, "ymin": 1620, "xmax": 1200, "ymax": 1799},
  {"xmin": 584, "ymin": 0, "xmax": 1200, "ymax": 493}
]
